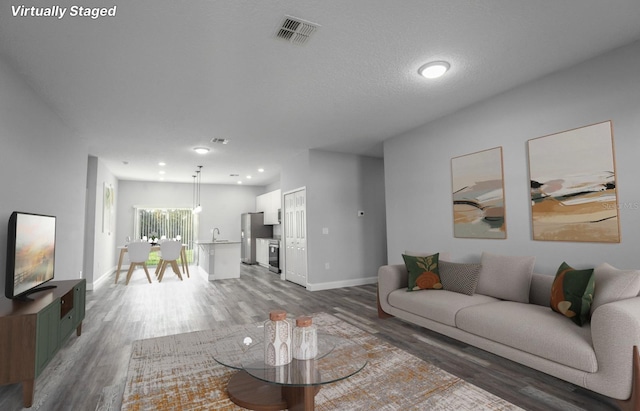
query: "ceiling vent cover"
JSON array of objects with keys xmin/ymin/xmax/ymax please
[
  {"xmin": 211, "ymin": 138, "xmax": 229, "ymax": 144},
  {"xmin": 276, "ymin": 16, "xmax": 319, "ymax": 45}
]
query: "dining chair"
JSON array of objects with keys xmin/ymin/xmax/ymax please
[
  {"xmin": 157, "ymin": 240, "xmax": 184, "ymax": 282},
  {"xmin": 124, "ymin": 241, "xmax": 153, "ymax": 285}
]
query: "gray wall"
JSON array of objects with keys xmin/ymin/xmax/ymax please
[
  {"xmin": 282, "ymin": 149, "xmax": 387, "ymax": 290},
  {"xmin": 114, "ymin": 181, "xmax": 263, "ymax": 261},
  {"xmin": 384, "ymin": 41, "xmax": 640, "ymax": 274},
  {"xmin": 0, "ymin": 58, "xmax": 88, "ymax": 289}
]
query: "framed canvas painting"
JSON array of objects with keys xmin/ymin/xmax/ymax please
[
  {"xmin": 103, "ymin": 182, "xmax": 114, "ymax": 234},
  {"xmin": 451, "ymin": 147, "xmax": 506, "ymax": 239},
  {"xmin": 527, "ymin": 121, "xmax": 620, "ymax": 242}
]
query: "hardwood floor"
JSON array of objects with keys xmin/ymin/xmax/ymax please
[{"xmin": 0, "ymin": 264, "xmax": 620, "ymax": 411}]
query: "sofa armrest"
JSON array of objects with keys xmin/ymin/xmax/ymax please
[
  {"xmin": 377, "ymin": 264, "xmax": 408, "ymax": 317},
  {"xmin": 588, "ymin": 296, "xmax": 640, "ymax": 400}
]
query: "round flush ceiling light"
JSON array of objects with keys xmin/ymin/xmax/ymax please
[
  {"xmin": 418, "ymin": 61, "xmax": 450, "ymax": 79},
  {"xmin": 193, "ymin": 147, "xmax": 210, "ymax": 154}
]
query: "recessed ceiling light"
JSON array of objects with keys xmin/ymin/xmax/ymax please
[
  {"xmin": 237, "ymin": 181, "xmax": 243, "ymax": 184},
  {"xmin": 246, "ymin": 175, "xmax": 252, "ymax": 179},
  {"xmin": 158, "ymin": 162, "xmax": 166, "ymax": 166},
  {"xmin": 193, "ymin": 147, "xmax": 210, "ymax": 154},
  {"xmin": 159, "ymin": 170, "xmax": 166, "ymax": 175},
  {"xmin": 258, "ymin": 168, "xmax": 264, "ymax": 173},
  {"xmin": 418, "ymin": 61, "xmax": 450, "ymax": 79}
]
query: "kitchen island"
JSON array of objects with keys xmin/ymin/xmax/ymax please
[{"xmin": 194, "ymin": 241, "xmax": 241, "ymax": 280}]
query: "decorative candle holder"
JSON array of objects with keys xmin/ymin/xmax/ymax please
[
  {"xmin": 293, "ymin": 316, "xmax": 318, "ymax": 360},
  {"xmin": 264, "ymin": 310, "xmax": 292, "ymax": 366}
]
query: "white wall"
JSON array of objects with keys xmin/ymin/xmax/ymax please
[
  {"xmin": 83, "ymin": 156, "xmax": 119, "ymax": 289},
  {"xmin": 307, "ymin": 150, "xmax": 387, "ymax": 289},
  {"xmin": 114, "ymin": 181, "xmax": 263, "ymax": 266},
  {"xmin": 0, "ymin": 58, "xmax": 88, "ymax": 289},
  {"xmin": 281, "ymin": 151, "xmax": 310, "ymax": 194},
  {"xmin": 281, "ymin": 149, "xmax": 387, "ymax": 290},
  {"xmin": 265, "ymin": 181, "xmax": 281, "ymax": 192},
  {"xmin": 384, "ymin": 41, "xmax": 640, "ymax": 274}
]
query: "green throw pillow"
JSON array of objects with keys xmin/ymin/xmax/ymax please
[
  {"xmin": 550, "ymin": 262, "xmax": 595, "ymax": 326},
  {"xmin": 402, "ymin": 253, "xmax": 442, "ymax": 291}
]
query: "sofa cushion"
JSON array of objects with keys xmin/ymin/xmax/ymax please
[
  {"xmin": 403, "ymin": 253, "xmax": 442, "ymax": 291},
  {"xmin": 591, "ymin": 263, "xmax": 640, "ymax": 315},
  {"xmin": 475, "ymin": 252, "xmax": 535, "ymax": 303},
  {"xmin": 388, "ymin": 288, "xmax": 499, "ymax": 327},
  {"xmin": 439, "ymin": 261, "xmax": 482, "ymax": 296},
  {"xmin": 456, "ymin": 301, "xmax": 597, "ymax": 372},
  {"xmin": 529, "ymin": 273, "xmax": 554, "ymax": 307},
  {"xmin": 550, "ymin": 262, "xmax": 594, "ymax": 326},
  {"xmin": 404, "ymin": 251, "xmax": 451, "ymax": 261}
]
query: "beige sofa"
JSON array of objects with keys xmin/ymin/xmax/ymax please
[{"xmin": 377, "ymin": 253, "xmax": 640, "ymax": 410}]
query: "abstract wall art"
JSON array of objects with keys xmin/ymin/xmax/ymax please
[
  {"xmin": 103, "ymin": 182, "xmax": 114, "ymax": 234},
  {"xmin": 451, "ymin": 147, "xmax": 506, "ymax": 239},
  {"xmin": 527, "ymin": 121, "xmax": 620, "ymax": 242}
]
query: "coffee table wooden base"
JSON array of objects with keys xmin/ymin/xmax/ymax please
[{"xmin": 227, "ymin": 370, "xmax": 321, "ymax": 411}]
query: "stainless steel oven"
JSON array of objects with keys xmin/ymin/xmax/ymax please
[{"xmin": 268, "ymin": 240, "xmax": 280, "ymax": 273}]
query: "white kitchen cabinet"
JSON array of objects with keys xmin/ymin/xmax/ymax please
[
  {"xmin": 256, "ymin": 238, "xmax": 270, "ymax": 268},
  {"xmin": 256, "ymin": 189, "xmax": 281, "ymax": 225},
  {"xmin": 256, "ymin": 194, "xmax": 268, "ymax": 215}
]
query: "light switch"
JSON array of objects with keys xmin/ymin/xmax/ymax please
[{"xmin": 322, "ymin": 227, "xmax": 329, "ymax": 234}]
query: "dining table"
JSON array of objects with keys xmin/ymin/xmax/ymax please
[{"xmin": 115, "ymin": 243, "xmax": 190, "ymax": 283}]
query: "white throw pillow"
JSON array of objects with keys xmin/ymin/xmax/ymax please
[
  {"xmin": 591, "ymin": 263, "xmax": 640, "ymax": 315},
  {"xmin": 475, "ymin": 252, "xmax": 535, "ymax": 303}
]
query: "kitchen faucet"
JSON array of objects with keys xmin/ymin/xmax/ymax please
[{"xmin": 212, "ymin": 227, "xmax": 220, "ymax": 241}]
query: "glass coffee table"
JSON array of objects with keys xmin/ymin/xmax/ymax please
[{"xmin": 212, "ymin": 323, "xmax": 368, "ymax": 411}]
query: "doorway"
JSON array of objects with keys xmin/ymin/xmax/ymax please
[{"xmin": 284, "ymin": 188, "xmax": 307, "ymax": 287}]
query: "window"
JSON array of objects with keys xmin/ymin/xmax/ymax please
[{"xmin": 133, "ymin": 207, "xmax": 196, "ymax": 263}]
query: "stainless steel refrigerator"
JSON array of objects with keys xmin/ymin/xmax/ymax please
[{"xmin": 241, "ymin": 212, "xmax": 273, "ymax": 264}]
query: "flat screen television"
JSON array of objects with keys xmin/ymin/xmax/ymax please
[{"xmin": 5, "ymin": 211, "xmax": 57, "ymax": 300}]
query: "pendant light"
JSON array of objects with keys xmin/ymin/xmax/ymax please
[
  {"xmin": 193, "ymin": 166, "xmax": 203, "ymax": 214},
  {"xmin": 192, "ymin": 174, "xmax": 197, "ymax": 213}
]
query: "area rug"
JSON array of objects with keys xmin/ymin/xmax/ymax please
[{"xmin": 121, "ymin": 312, "xmax": 522, "ymax": 410}]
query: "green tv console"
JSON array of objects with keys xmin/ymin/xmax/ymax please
[{"xmin": 0, "ymin": 279, "xmax": 86, "ymax": 408}]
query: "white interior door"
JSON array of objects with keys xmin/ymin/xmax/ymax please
[{"xmin": 284, "ymin": 189, "xmax": 307, "ymax": 287}]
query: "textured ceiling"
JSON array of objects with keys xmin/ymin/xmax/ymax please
[{"xmin": 1, "ymin": 0, "xmax": 639, "ymax": 185}]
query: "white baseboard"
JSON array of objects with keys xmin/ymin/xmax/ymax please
[
  {"xmin": 88, "ymin": 265, "xmax": 127, "ymax": 290},
  {"xmin": 306, "ymin": 276, "xmax": 377, "ymax": 291}
]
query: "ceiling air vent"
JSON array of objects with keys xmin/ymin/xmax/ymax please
[
  {"xmin": 276, "ymin": 16, "xmax": 319, "ymax": 45},
  {"xmin": 211, "ymin": 138, "xmax": 229, "ymax": 145}
]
